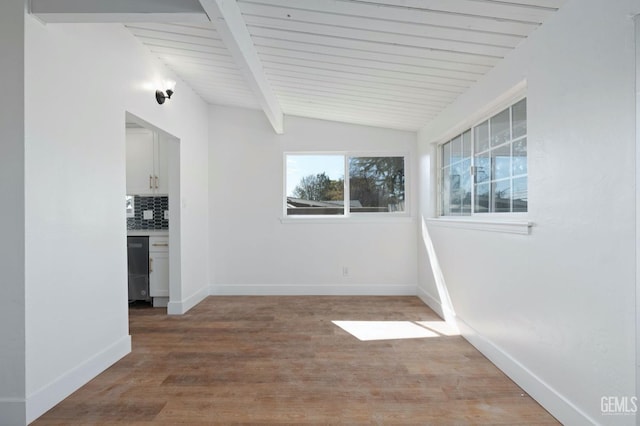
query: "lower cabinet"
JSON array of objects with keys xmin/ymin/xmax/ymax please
[{"xmin": 149, "ymin": 236, "xmax": 169, "ymax": 299}]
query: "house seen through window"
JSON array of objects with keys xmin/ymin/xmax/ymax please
[
  {"xmin": 440, "ymin": 98, "xmax": 527, "ymax": 216},
  {"xmin": 286, "ymin": 154, "xmax": 405, "ymax": 216}
]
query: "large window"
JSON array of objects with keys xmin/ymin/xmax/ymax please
[
  {"xmin": 440, "ymin": 98, "xmax": 527, "ymax": 216},
  {"xmin": 286, "ymin": 154, "xmax": 406, "ymax": 216}
]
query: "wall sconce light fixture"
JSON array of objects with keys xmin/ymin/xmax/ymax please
[{"xmin": 156, "ymin": 80, "xmax": 176, "ymax": 105}]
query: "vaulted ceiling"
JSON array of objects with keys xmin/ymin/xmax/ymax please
[{"xmin": 30, "ymin": 0, "xmax": 564, "ymax": 133}]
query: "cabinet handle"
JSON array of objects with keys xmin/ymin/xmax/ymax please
[
  {"xmin": 149, "ymin": 175, "xmax": 153, "ymax": 189},
  {"xmin": 149, "ymin": 257, "xmax": 153, "ymax": 273},
  {"xmin": 152, "ymin": 243, "xmax": 169, "ymax": 247},
  {"xmin": 155, "ymin": 175, "xmax": 159, "ymax": 189}
]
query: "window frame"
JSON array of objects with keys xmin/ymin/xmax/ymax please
[
  {"xmin": 283, "ymin": 151, "xmax": 410, "ymax": 221},
  {"xmin": 436, "ymin": 94, "xmax": 528, "ymax": 219}
]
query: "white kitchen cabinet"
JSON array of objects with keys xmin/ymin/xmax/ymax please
[
  {"xmin": 149, "ymin": 236, "xmax": 169, "ymax": 298},
  {"xmin": 155, "ymin": 135, "xmax": 169, "ymax": 194},
  {"xmin": 126, "ymin": 128, "xmax": 168, "ymax": 195}
]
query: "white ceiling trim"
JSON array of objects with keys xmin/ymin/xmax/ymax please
[
  {"xmin": 198, "ymin": 0, "xmax": 284, "ymax": 134},
  {"xmin": 29, "ymin": 0, "xmax": 208, "ymax": 23}
]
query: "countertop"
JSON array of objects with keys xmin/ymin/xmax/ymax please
[{"xmin": 127, "ymin": 230, "xmax": 169, "ymax": 237}]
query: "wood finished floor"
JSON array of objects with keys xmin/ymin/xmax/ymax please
[{"xmin": 33, "ymin": 296, "xmax": 559, "ymax": 425}]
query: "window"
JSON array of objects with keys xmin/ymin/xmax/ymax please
[
  {"xmin": 285, "ymin": 154, "xmax": 406, "ymax": 217},
  {"xmin": 440, "ymin": 98, "xmax": 527, "ymax": 216},
  {"xmin": 286, "ymin": 154, "xmax": 345, "ymax": 215}
]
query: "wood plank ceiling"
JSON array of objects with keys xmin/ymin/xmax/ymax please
[{"xmin": 125, "ymin": 0, "xmax": 564, "ymax": 132}]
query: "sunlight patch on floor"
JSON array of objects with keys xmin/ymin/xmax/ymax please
[{"xmin": 332, "ymin": 320, "xmax": 459, "ymax": 341}]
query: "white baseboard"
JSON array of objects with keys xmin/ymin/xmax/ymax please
[
  {"xmin": 416, "ymin": 286, "xmax": 445, "ymax": 319},
  {"xmin": 167, "ymin": 285, "xmax": 209, "ymax": 315},
  {"xmin": 0, "ymin": 398, "xmax": 26, "ymax": 425},
  {"xmin": 26, "ymin": 335, "xmax": 131, "ymax": 424},
  {"xmin": 455, "ymin": 316, "xmax": 597, "ymax": 426},
  {"xmin": 209, "ymin": 283, "xmax": 417, "ymax": 296}
]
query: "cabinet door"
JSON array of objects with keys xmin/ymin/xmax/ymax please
[
  {"xmin": 126, "ymin": 128, "xmax": 155, "ymax": 195},
  {"xmin": 149, "ymin": 251, "xmax": 169, "ymax": 297},
  {"xmin": 154, "ymin": 135, "xmax": 169, "ymax": 195}
]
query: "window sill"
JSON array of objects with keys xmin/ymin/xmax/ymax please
[
  {"xmin": 280, "ymin": 215, "xmax": 414, "ymax": 225},
  {"xmin": 426, "ymin": 217, "xmax": 533, "ymax": 235}
]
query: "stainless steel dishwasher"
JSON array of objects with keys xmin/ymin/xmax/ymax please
[{"xmin": 127, "ymin": 236, "xmax": 151, "ymax": 302}]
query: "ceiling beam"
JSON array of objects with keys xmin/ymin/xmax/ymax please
[
  {"xmin": 198, "ymin": 0, "xmax": 284, "ymax": 134},
  {"xmin": 29, "ymin": 0, "xmax": 209, "ymax": 23}
]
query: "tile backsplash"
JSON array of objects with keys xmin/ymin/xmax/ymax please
[{"xmin": 127, "ymin": 195, "xmax": 169, "ymax": 230}]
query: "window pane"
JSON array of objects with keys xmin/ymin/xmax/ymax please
[
  {"xmin": 474, "ymin": 120, "xmax": 490, "ymax": 153},
  {"xmin": 442, "ymin": 142, "xmax": 451, "ymax": 167},
  {"xmin": 513, "ymin": 176, "xmax": 528, "ymax": 212},
  {"xmin": 460, "ymin": 159, "xmax": 472, "ymax": 214},
  {"xmin": 512, "ymin": 98, "xmax": 527, "ymax": 139},
  {"xmin": 512, "ymin": 138, "xmax": 527, "ymax": 176},
  {"xmin": 451, "ymin": 135, "xmax": 462, "ymax": 164},
  {"xmin": 462, "ymin": 130, "xmax": 472, "ymax": 159},
  {"xmin": 475, "ymin": 183, "xmax": 490, "ymax": 213},
  {"xmin": 448, "ymin": 162, "xmax": 463, "ymax": 215},
  {"xmin": 286, "ymin": 155, "xmax": 344, "ymax": 215},
  {"xmin": 442, "ymin": 167, "xmax": 451, "ymax": 215},
  {"xmin": 492, "ymin": 144, "xmax": 511, "ymax": 181},
  {"xmin": 475, "ymin": 152, "xmax": 490, "ymax": 183},
  {"xmin": 490, "ymin": 108, "xmax": 510, "ymax": 147},
  {"xmin": 349, "ymin": 157, "xmax": 405, "ymax": 213},
  {"xmin": 492, "ymin": 180, "xmax": 511, "ymax": 212}
]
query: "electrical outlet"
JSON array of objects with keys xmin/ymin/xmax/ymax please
[
  {"xmin": 164, "ymin": 210, "xmax": 169, "ymax": 220},
  {"xmin": 342, "ymin": 266, "xmax": 349, "ymax": 277}
]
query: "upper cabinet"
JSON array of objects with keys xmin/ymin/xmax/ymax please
[
  {"xmin": 126, "ymin": 128, "xmax": 168, "ymax": 195},
  {"xmin": 155, "ymin": 134, "xmax": 169, "ymax": 194}
]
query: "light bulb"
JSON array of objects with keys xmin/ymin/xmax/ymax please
[{"xmin": 164, "ymin": 79, "xmax": 176, "ymax": 92}]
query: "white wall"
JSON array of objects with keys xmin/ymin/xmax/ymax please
[
  {"xmin": 209, "ymin": 106, "xmax": 417, "ymax": 295},
  {"xmin": 23, "ymin": 17, "xmax": 209, "ymax": 422},
  {"xmin": 0, "ymin": 2, "xmax": 27, "ymax": 425},
  {"xmin": 417, "ymin": 0, "xmax": 639, "ymax": 424}
]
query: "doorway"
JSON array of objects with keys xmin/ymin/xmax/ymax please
[{"xmin": 125, "ymin": 112, "xmax": 181, "ymax": 313}]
